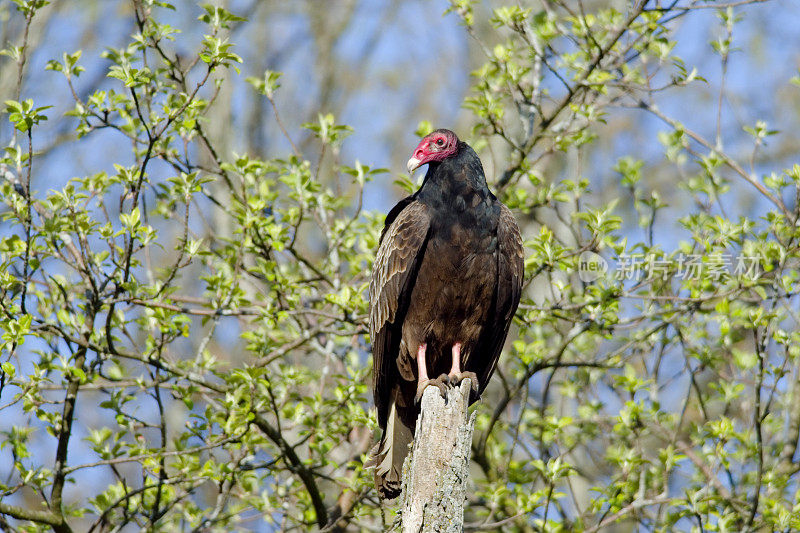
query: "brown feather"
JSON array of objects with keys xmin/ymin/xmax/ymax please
[{"xmin": 369, "ymin": 201, "xmax": 431, "ymax": 428}]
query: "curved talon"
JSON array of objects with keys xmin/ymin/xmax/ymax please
[
  {"xmin": 415, "ymin": 375, "xmax": 449, "ymax": 404},
  {"xmin": 447, "ymin": 370, "xmax": 479, "ymax": 392}
]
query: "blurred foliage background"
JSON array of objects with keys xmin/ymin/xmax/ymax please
[{"xmin": 0, "ymin": 0, "xmax": 799, "ymax": 531}]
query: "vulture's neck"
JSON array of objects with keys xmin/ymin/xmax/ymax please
[{"xmin": 417, "ymin": 143, "xmax": 491, "ymax": 206}]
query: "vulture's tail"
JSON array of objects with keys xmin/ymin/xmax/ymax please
[{"xmin": 368, "ymin": 399, "xmax": 413, "ymax": 499}]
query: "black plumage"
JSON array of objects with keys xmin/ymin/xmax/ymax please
[{"xmin": 368, "ymin": 129, "xmax": 524, "ymax": 499}]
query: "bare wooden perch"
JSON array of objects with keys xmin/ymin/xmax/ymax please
[{"xmin": 400, "ymin": 379, "xmax": 476, "ymax": 533}]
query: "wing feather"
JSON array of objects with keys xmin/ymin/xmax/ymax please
[
  {"xmin": 370, "ymin": 200, "xmax": 431, "ymax": 428},
  {"xmin": 471, "ymin": 203, "xmax": 524, "ymax": 396}
]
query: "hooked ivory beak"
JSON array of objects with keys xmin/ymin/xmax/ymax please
[{"xmin": 406, "ymin": 157, "xmax": 421, "ymax": 174}]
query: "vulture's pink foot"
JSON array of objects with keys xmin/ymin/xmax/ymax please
[
  {"xmin": 446, "ymin": 370, "xmax": 479, "ymax": 392},
  {"xmin": 415, "ymin": 376, "xmax": 449, "ymax": 403},
  {"xmin": 443, "ymin": 343, "xmax": 478, "ymax": 391}
]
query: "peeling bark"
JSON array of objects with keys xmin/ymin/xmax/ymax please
[{"xmin": 400, "ymin": 379, "xmax": 476, "ymax": 533}]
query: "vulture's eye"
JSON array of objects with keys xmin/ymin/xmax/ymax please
[{"xmin": 436, "ymin": 138, "xmax": 445, "ymax": 146}]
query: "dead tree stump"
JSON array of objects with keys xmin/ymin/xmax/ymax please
[{"xmin": 400, "ymin": 379, "xmax": 476, "ymax": 533}]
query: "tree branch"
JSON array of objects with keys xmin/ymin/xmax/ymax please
[
  {"xmin": 400, "ymin": 379, "xmax": 476, "ymax": 533},
  {"xmin": 0, "ymin": 502, "xmax": 70, "ymax": 532},
  {"xmin": 251, "ymin": 414, "xmax": 329, "ymax": 529}
]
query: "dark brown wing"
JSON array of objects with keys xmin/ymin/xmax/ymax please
[
  {"xmin": 468, "ymin": 203, "xmax": 524, "ymax": 397},
  {"xmin": 370, "ymin": 199, "xmax": 431, "ymax": 428}
]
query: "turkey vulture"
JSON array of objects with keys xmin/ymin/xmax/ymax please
[{"xmin": 368, "ymin": 129, "xmax": 524, "ymax": 499}]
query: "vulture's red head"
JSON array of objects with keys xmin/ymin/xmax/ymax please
[{"xmin": 406, "ymin": 129, "xmax": 459, "ymax": 173}]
